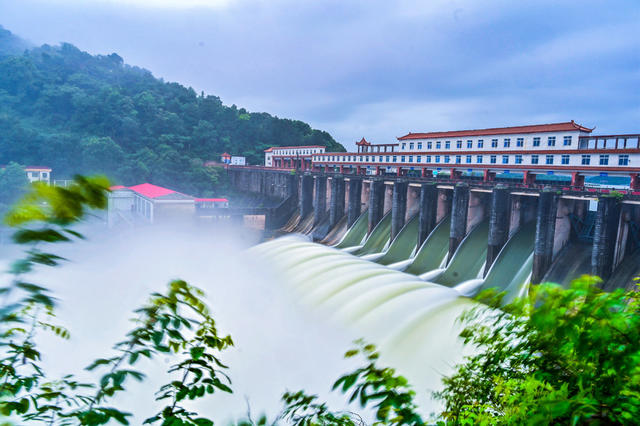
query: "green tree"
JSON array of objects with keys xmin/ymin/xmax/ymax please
[
  {"xmin": 0, "ymin": 162, "xmax": 28, "ymax": 214},
  {"xmin": 435, "ymin": 276, "xmax": 640, "ymax": 425}
]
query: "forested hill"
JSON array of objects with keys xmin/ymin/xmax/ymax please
[{"xmin": 0, "ymin": 26, "xmax": 344, "ymax": 196}]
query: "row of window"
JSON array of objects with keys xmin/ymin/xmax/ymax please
[
  {"xmin": 315, "ymin": 154, "xmax": 630, "ymax": 166},
  {"xmin": 273, "ymin": 148, "xmax": 323, "ymax": 155},
  {"xmin": 399, "ymin": 136, "xmax": 573, "ymax": 151}
]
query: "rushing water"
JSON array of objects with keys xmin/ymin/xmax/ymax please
[{"xmin": 248, "ymin": 213, "xmax": 538, "ymax": 414}]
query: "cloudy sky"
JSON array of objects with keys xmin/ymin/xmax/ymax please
[{"xmin": 1, "ymin": 0, "xmax": 638, "ymax": 149}]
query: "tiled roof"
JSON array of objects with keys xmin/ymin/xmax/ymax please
[
  {"xmin": 356, "ymin": 137, "xmax": 370, "ymax": 145},
  {"xmin": 128, "ymin": 183, "xmax": 194, "ymax": 201},
  {"xmin": 397, "ymin": 121, "xmax": 593, "ymax": 140}
]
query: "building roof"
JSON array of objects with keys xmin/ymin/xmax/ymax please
[
  {"xmin": 110, "ymin": 185, "xmax": 126, "ymax": 190},
  {"xmin": 24, "ymin": 166, "xmax": 53, "ymax": 171},
  {"xmin": 397, "ymin": 121, "xmax": 593, "ymax": 140},
  {"xmin": 265, "ymin": 145, "xmax": 325, "ymax": 150},
  {"xmin": 356, "ymin": 137, "xmax": 371, "ymax": 146},
  {"xmin": 264, "ymin": 147, "xmax": 274, "ymax": 152},
  {"xmin": 221, "ymin": 152, "xmax": 231, "ymax": 157},
  {"xmin": 128, "ymin": 183, "xmax": 194, "ymax": 201},
  {"xmin": 195, "ymin": 198, "xmax": 229, "ymax": 202}
]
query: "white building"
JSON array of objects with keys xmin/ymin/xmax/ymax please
[
  {"xmin": 25, "ymin": 166, "xmax": 51, "ymax": 184},
  {"xmin": 264, "ymin": 145, "xmax": 326, "ymax": 169},
  {"xmin": 231, "ymin": 156, "xmax": 246, "ymax": 166},
  {"xmin": 312, "ymin": 121, "xmax": 640, "ymax": 188}
]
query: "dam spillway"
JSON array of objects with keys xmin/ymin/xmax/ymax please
[
  {"xmin": 235, "ymin": 167, "xmax": 640, "ymax": 412},
  {"xmin": 231, "ymin": 168, "xmax": 640, "ymax": 290}
]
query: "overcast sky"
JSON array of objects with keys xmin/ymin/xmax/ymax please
[{"xmin": 1, "ymin": 0, "xmax": 638, "ymax": 150}]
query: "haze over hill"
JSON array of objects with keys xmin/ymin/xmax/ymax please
[{"xmin": 0, "ymin": 26, "xmax": 344, "ymax": 196}]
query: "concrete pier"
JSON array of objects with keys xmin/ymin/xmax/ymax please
[
  {"xmin": 347, "ymin": 177, "xmax": 363, "ymax": 227},
  {"xmin": 329, "ymin": 175, "xmax": 345, "ymax": 229},
  {"xmin": 485, "ymin": 185, "xmax": 511, "ymax": 275},
  {"xmin": 299, "ymin": 173, "xmax": 314, "ymax": 218},
  {"xmin": 418, "ymin": 183, "xmax": 438, "ymax": 247},
  {"xmin": 449, "ymin": 182, "xmax": 470, "ymax": 261},
  {"xmin": 368, "ymin": 179, "xmax": 385, "ymax": 234},
  {"xmin": 391, "ymin": 180, "xmax": 408, "ymax": 240},
  {"xmin": 313, "ymin": 175, "xmax": 327, "ymax": 226},
  {"xmin": 591, "ymin": 196, "xmax": 622, "ymax": 281},
  {"xmin": 532, "ymin": 188, "xmax": 559, "ymax": 284}
]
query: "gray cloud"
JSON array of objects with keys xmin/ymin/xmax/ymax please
[{"xmin": 0, "ymin": 0, "xmax": 638, "ymax": 150}]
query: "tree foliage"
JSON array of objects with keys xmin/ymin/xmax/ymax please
[
  {"xmin": 435, "ymin": 276, "xmax": 640, "ymax": 425},
  {"xmin": 0, "ymin": 28, "xmax": 344, "ymax": 196}
]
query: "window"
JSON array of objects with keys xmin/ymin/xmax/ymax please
[
  {"xmin": 533, "ymin": 137, "xmax": 540, "ymax": 147},
  {"xmin": 435, "ymin": 155, "xmax": 441, "ymax": 163},
  {"xmin": 416, "ymin": 156, "xmax": 422, "ymax": 163},
  {"xmin": 467, "ymin": 140, "xmax": 473, "ymax": 148},
  {"xmin": 531, "ymin": 155, "xmax": 539, "ymax": 164},
  {"xmin": 456, "ymin": 155, "xmax": 461, "ymax": 164},
  {"xmin": 444, "ymin": 155, "xmax": 450, "ymax": 163},
  {"xmin": 408, "ymin": 155, "xmax": 413, "ymax": 163},
  {"xmin": 476, "ymin": 155, "xmax": 483, "ymax": 163},
  {"xmin": 365, "ymin": 156, "xmax": 369, "ymax": 162},
  {"xmin": 502, "ymin": 155, "xmax": 509, "ymax": 164},
  {"xmin": 546, "ymin": 155, "xmax": 554, "ymax": 165},
  {"xmin": 490, "ymin": 155, "xmax": 497, "ymax": 164},
  {"xmin": 504, "ymin": 138, "xmax": 511, "ymax": 148},
  {"xmin": 426, "ymin": 155, "xmax": 432, "ymax": 163},
  {"xmin": 548, "ymin": 136, "xmax": 556, "ymax": 147},
  {"xmin": 561, "ymin": 155, "xmax": 570, "ymax": 165},
  {"xmin": 478, "ymin": 139, "xmax": 484, "ymax": 148},
  {"xmin": 466, "ymin": 155, "xmax": 472, "ymax": 163},
  {"xmin": 563, "ymin": 136, "xmax": 572, "ymax": 146},
  {"xmin": 379, "ymin": 156, "xmax": 383, "ymax": 162},
  {"xmin": 393, "ymin": 156, "xmax": 397, "ymax": 162},
  {"xmin": 445, "ymin": 141, "xmax": 451, "ymax": 149},
  {"xmin": 456, "ymin": 140, "xmax": 462, "ymax": 149},
  {"xmin": 515, "ymin": 154, "xmax": 523, "ymax": 164},
  {"xmin": 417, "ymin": 142, "xmax": 423, "ymax": 149},
  {"xmin": 491, "ymin": 139, "xmax": 498, "ymax": 148},
  {"xmin": 619, "ymin": 154, "xmax": 629, "ymax": 166},
  {"xmin": 436, "ymin": 141, "xmax": 441, "ymax": 149},
  {"xmin": 409, "ymin": 142, "xmax": 414, "ymax": 150},
  {"xmin": 599, "ymin": 154, "xmax": 609, "ymax": 165},
  {"xmin": 401, "ymin": 156, "xmax": 406, "ymax": 162},
  {"xmin": 386, "ymin": 155, "xmax": 390, "ymax": 162},
  {"xmin": 516, "ymin": 138, "xmax": 524, "ymax": 147},
  {"xmin": 427, "ymin": 142, "xmax": 432, "ymax": 149},
  {"xmin": 581, "ymin": 155, "xmax": 590, "ymax": 165},
  {"xmin": 402, "ymin": 143, "xmax": 406, "ymax": 149}
]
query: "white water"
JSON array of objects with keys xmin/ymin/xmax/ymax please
[
  {"xmin": 3, "ymin": 224, "xmax": 364, "ymax": 424},
  {"xmin": 249, "ymin": 235, "xmax": 479, "ymax": 414}
]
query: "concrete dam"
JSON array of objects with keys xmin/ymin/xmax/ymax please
[{"xmin": 231, "ymin": 167, "xmax": 640, "ymax": 411}]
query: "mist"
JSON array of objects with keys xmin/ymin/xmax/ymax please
[{"xmin": 12, "ymin": 222, "xmax": 362, "ymax": 423}]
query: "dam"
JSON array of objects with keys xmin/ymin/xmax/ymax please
[
  {"xmin": 230, "ymin": 167, "xmax": 640, "ymax": 291},
  {"xmin": 228, "ymin": 165, "xmax": 640, "ymax": 411}
]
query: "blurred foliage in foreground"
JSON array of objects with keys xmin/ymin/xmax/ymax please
[{"xmin": 1, "ymin": 177, "xmax": 639, "ymax": 425}]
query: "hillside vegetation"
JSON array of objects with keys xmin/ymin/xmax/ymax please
[{"xmin": 0, "ymin": 26, "xmax": 344, "ymax": 196}]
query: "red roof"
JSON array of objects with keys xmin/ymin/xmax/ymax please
[
  {"xmin": 264, "ymin": 147, "xmax": 274, "ymax": 152},
  {"xmin": 128, "ymin": 183, "xmax": 177, "ymax": 199},
  {"xmin": 221, "ymin": 152, "xmax": 231, "ymax": 157},
  {"xmin": 356, "ymin": 137, "xmax": 371, "ymax": 145},
  {"xmin": 195, "ymin": 198, "xmax": 228, "ymax": 202},
  {"xmin": 110, "ymin": 185, "xmax": 126, "ymax": 190},
  {"xmin": 397, "ymin": 121, "xmax": 593, "ymax": 140}
]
